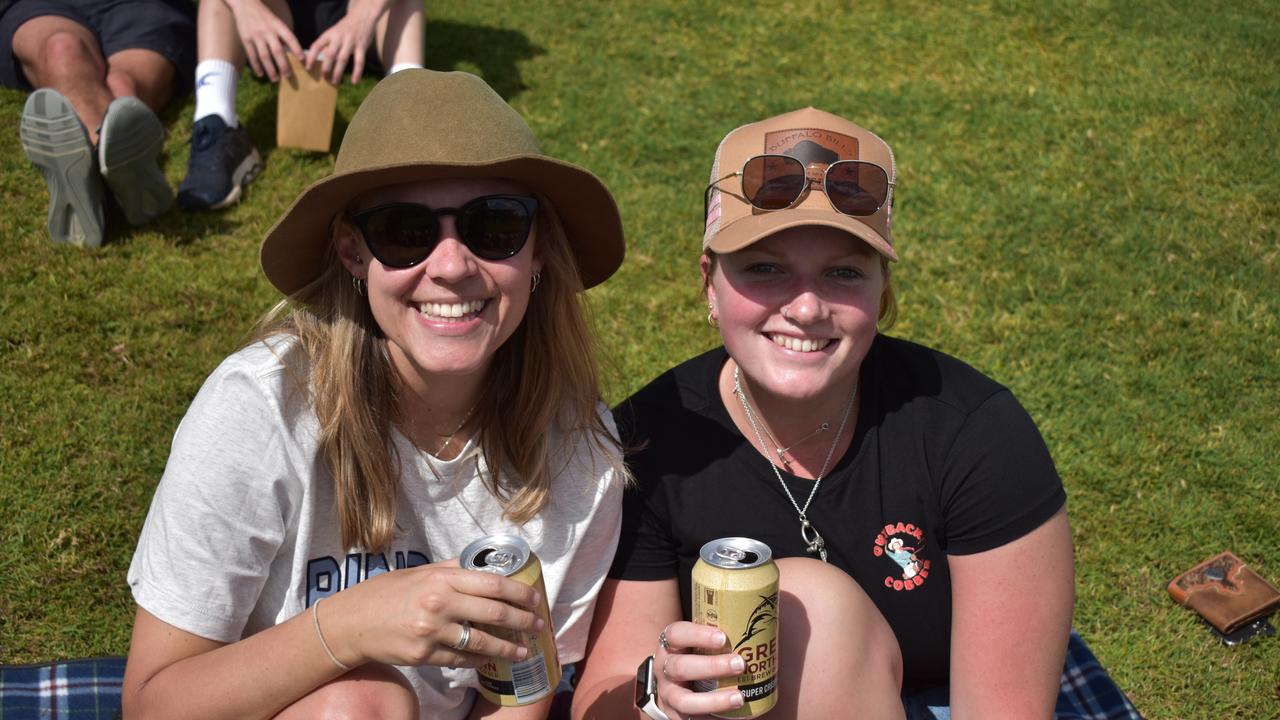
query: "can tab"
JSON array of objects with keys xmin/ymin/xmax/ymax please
[
  {"xmin": 714, "ymin": 546, "xmax": 759, "ymax": 566},
  {"xmin": 487, "ymin": 551, "xmax": 517, "ymax": 569}
]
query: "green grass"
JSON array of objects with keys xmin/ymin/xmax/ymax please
[{"xmin": 2, "ymin": 1, "xmax": 1278, "ymax": 716}]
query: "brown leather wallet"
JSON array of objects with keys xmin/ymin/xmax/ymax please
[{"xmin": 1168, "ymin": 551, "xmax": 1280, "ymax": 634}]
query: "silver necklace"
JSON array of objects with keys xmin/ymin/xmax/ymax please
[
  {"xmin": 752, "ymin": 414, "xmax": 831, "ymax": 469},
  {"xmin": 732, "ymin": 365, "xmax": 856, "ymax": 562}
]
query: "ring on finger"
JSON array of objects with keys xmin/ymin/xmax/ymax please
[
  {"xmin": 662, "ymin": 656, "xmax": 671, "ymax": 679},
  {"xmin": 658, "ymin": 628, "xmax": 671, "ymax": 651},
  {"xmin": 452, "ymin": 622, "xmax": 472, "ymax": 652}
]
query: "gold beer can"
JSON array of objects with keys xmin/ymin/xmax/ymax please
[
  {"xmin": 691, "ymin": 537, "xmax": 779, "ymax": 719},
  {"xmin": 460, "ymin": 534, "xmax": 561, "ymax": 706}
]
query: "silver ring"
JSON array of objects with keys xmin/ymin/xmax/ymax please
[
  {"xmin": 658, "ymin": 629, "xmax": 671, "ymax": 651},
  {"xmin": 453, "ymin": 622, "xmax": 472, "ymax": 652}
]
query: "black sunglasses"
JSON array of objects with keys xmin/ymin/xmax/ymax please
[
  {"xmin": 350, "ymin": 195, "xmax": 539, "ymax": 268},
  {"xmin": 704, "ymin": 154, "xmax": 894, "ymax": 220}
]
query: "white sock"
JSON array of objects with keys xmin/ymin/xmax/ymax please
[
  {"xmin": 193, "ymin": 59, "xmax": 239, "ymax": 127},
  {"xmin": 387, "ymin": 62, "xmax": 424, "ymax": 75}
]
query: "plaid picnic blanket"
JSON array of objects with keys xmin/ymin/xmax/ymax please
[
  {"xmin": 1, "ymin": 631, "xmax": 1139, "ymax": 719},
  {"xmin": 1056, "ymin": 630, "xmax": 1144, "ymax": 719},
  {"xmin": 0, "ymin": 656, "xmax": 124, "ymax": 720}
]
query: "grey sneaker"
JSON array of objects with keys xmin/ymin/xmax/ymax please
[
  {"xmin": 20, "ymin": 88, "xmax": 104, "ymax": 247},
  {"xmin": 98, "ymin": 96, "xmax": 172, "ymax": 226}
]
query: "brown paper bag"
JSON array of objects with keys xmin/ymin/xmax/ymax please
[{"xmin": 277, "ymin": 54, "xmax": 337, "ymax": 152}]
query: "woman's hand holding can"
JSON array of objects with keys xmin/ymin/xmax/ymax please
[
  {"xmin": 654, "ymin": 621, "xmax": 746, "ymax": 719},
  {"xmin": 322, "ymin": 559, "xmax": 544, "ymax": 671}
]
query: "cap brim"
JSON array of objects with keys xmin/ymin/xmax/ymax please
[
  {"xmin": 261, "ymin": 154, "xmax": 625, "ymax": 297},
  {"xmin": 706, "ymin": 209, "xmax": 898, "ymax": 261}
]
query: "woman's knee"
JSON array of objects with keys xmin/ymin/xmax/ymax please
[
  {"xmin": 273, "ymin": 663, "xmax": 417, "ymax": 720},
  {"xmin": 776, "ymin": 557, "xmax": 903, "ymax": 689}
]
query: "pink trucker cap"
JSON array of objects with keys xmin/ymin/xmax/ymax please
[{"xmin": 703, "ymin": 107, "xmax": 898, "ymax": 261}]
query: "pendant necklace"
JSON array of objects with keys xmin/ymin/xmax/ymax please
[
  {"xmin": 733, "ymin": 365, "xmax": 856, "ymax": 562},
  {"xmin": 420, "ymin": 424, "xmax": 493, "ymax": 539},
  {"xmin": 433, "ymin": 399, "xmax": 480, "ymax": 457},
  {"xmin": 752, "ymin": 413, "xmax": 831, "ymax": 469}
]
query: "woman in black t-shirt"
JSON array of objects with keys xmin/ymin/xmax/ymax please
[{"xmin": 573, "ymin": 109, "xmax": 1073, "ymax": 720}]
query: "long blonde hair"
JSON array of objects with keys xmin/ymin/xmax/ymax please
[{"xmin": 252, "ymin": 200, "xmax": 621, "ymax": 552}]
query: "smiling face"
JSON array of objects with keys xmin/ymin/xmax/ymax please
[
  {"xmin": 705, "ymin": 225, "xmax": 885, "ymax": 403},
  {"xmin": 335, "ymin": 178, "xmax": 542, "ymax": 392}
]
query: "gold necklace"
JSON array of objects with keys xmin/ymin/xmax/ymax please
[{"xmin": 433, "ymin": 400, "xmax": 479, "ymax": 456}]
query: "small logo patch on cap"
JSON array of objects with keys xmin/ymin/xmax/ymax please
[{"xmin": 765, "ymin": 128, "xmax": 860, "ymax": 163}]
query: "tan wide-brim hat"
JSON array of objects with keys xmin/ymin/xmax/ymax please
[
  {"xmin": 703, "ymin": 107, "xmax": 898, "ymax": 261},
  {"xmin": 261, "ymin": 69, "xmax": 625, "ymax": 297}
]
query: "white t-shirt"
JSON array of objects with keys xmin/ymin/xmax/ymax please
[{"xmin": 127, "ymin": 337, "xmax": 622, "ymax": 719}]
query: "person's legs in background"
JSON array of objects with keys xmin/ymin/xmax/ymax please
[
  {"xmin": 175, "ymin": 0, "xmax": 280, "ymax": 211},
  {"xmin": 13, "ymin": 15, "xmax": 109, "ymax": 247},
  {"xmin": 377, "ymin": 0, "xmax": 425, "ymax": 75},
  {"xmin": 10, "ymin": 1, "xmax": 187, "ymax": 246},
  {"xmin": 96, "ymin": 47, "xmax": 174, "ymax": 227}
]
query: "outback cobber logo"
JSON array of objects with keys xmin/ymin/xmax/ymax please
[
  {"xmin": 764, "ymin": 127, "xmax": 860, "ymax": 164},
  {"xmin": 872, "ymin": 522, "xmax": 930, "ymax": 591}
]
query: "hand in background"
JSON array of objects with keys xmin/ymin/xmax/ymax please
[
  {"xmin": 228, "ymin": 0, "xmax": 305, "ymax": 82},
  {"xmin": 304, "ymin": 0, "xmax": 389, "ymax": 84}
]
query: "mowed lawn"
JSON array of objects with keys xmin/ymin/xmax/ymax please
[{"xmin": 1, "ymin": 2, "xmax": 1277, "ymax": 717}]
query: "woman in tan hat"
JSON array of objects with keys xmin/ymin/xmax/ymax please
[
  {"xmin": 574, "ymin": 109, "xmax": 1073, "ymax": 719},
  {"xmin": 121, "ymin": 70, "xmax": 627, "ymax": 719}
]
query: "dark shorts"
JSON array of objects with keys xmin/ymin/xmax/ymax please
[
  {"xmin": 0, "ymin": 0, "xmax": 195, "ymax": 92},
  {"xmin": 285, "ymin": 0, "xmax": 384, "ymax": 77}
]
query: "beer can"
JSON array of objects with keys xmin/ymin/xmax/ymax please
[
  {"xmin": 691, "ymin": 537, "xmax": 779, "ymax": 719},
  {"xmin": 460, "ymin": 534, "xmax": 561, "ymax": 706}
]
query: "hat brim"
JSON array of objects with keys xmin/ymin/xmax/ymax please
[
  {"xmin": 706, "ymin": 209, "xmax": 898, "ymax": 262},
  {"xmin": 261, "ymin": 154, "xmax": 625, "ymax": 297}
]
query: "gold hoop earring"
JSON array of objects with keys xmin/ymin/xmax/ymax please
[
  {"xmin": 531, "ymin": 271, "xmax": 542, "ymax": 293},
  {"xmin": 707, "ymin": 305, "xmax": 718, "ymax": 328},
  {"xmin": 352, "ymin": 276, "xmax": 366, "ymax": 296}
]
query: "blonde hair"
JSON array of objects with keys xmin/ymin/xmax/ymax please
[
  {"xmin": 252, "ymin": 201, "xmax": 621, "ymax": 552},
  {"xmin": 702, "ymin": 250, "xmax": 897, "ymax": 330}
]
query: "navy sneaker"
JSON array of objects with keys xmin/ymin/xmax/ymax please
[{"xmin": 177, "ymin": 115, "xmax": 262, "ymax": 211}]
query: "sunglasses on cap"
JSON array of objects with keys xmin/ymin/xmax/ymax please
[
  {"xmin": 349, "ymin": 194, "xmax": 539, "ymax": 268},
  {"xmin": 704, "ymin": 154, "xmax": 894, "ymax": 221}
]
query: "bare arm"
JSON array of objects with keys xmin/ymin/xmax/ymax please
[
  {"xmin": 948, "ymin": 507, "xmax": 1074, "ymax": 720},
  {"xmin": 122, "ymin": 561, "xmax": 545, "ymax": 720},
  {"xmin": 572, "ymin": 579, "xmax": 741, "ymax": 720},
  {"xmin": 121, "ymin": 606, "xmax": 341, "ymax": 720},
  {"xmin": 573, "ymin": 578, "xmax": 671, "ymax": 720}
]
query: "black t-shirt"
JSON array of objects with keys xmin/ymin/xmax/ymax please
[{"xmin": 609, "ymin": 335, "xmax": 1066, "ymax": 689}]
